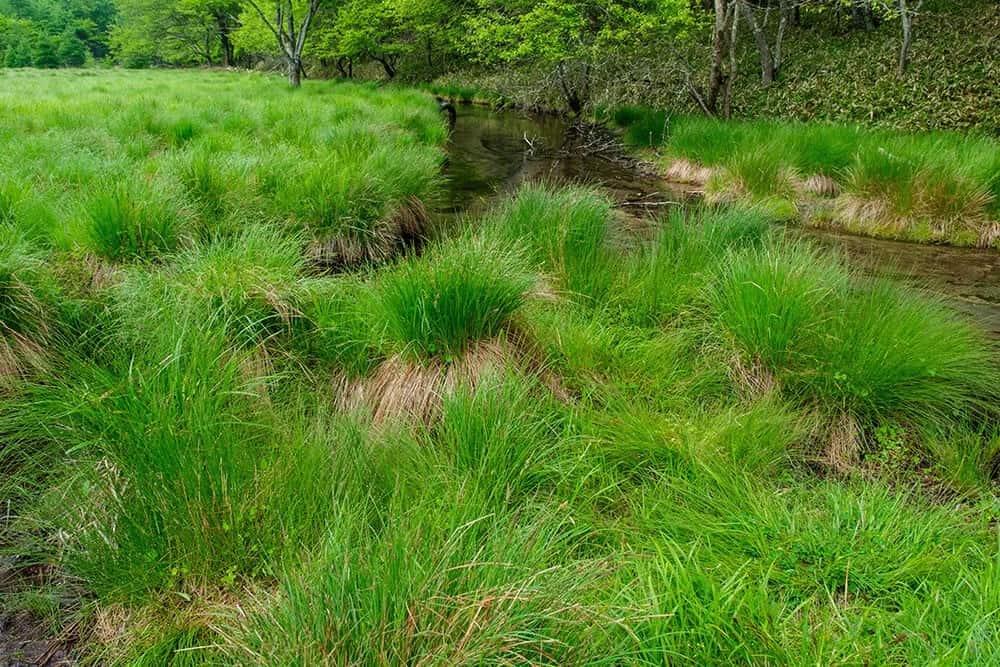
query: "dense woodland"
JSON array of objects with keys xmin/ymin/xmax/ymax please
[{"xmin": 2, "ymin": 0, "xmax": 997, "ymax": 130}]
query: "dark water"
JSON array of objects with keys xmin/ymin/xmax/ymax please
[{"xmin": 443, "ymin": 105, "xmax": 1000, "ymax": 336}]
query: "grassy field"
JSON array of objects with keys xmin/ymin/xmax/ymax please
[
  {"xmin": 2, "ymin": 70, "xmax": 1000, "ymax": 664},
  {"xmin": 602, "ymin": 108, "xmax": 1000, "ymax": 248}
]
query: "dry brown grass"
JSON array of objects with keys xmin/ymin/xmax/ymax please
[
  {"xmin": 728, "ymin": 354, "xmax": 777, "ymax": 400},
  {"xmin": 662, "ymin": 159, "xmax": 714, "ymax": 187},
  {"xmin": 0, "ymin": 334, "xmax": 47, "ymax": 388},
  {"xmin": 337, "ymin": 338, "xmax": 511, "ymax": 425},
  {"xmin": 834, "ymin": 175, "xmax": 995, "ymax": 246},
  {"xmin": 307, "ymin": 197, "xmax": 431, "ymax": 272},
  {"xmin": 823, "ymin": 412, "xmax": 862, "ymax": 473},
  {"xmin": 800, "ymin": 175, "xmax": 841, "ymax": 198},
  {"xmin": 337, "ymin": 331, "xmax": 566, "ymax": 426}
]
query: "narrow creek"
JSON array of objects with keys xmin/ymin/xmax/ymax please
[{"xmin": 443, "ymin": 105, "xmax": 1000, "ymax": 336}]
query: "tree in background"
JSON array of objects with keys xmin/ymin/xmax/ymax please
[
  {"xmin": 312, "ymin": 0, "xmax": 466, "ymax": 80},
  {"xmin": 464, "ymin": 0, "xmax": 693, "ymax": 113},
  {"xmin": 57, "ymin": 28, "xmax": 88, "ymax": 64},
  {"xmin": 0, "ymin": 0, "xmax": 117, "ymax": 63},
  {"xmin": 3, "ymin": 36, "xmax": 33, "ymax": 66},
  {"xmin": 111, "ymin": 0, "xmax": 242, "ymax": 66},
  {"xmin": 243, "ymin": 0, "xmax": 324, "ymax": 85},
  {"xmin": 32, "ymin": 33, "xmax": 60, "ymax": 66}
]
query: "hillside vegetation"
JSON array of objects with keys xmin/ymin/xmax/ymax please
[
  {"xmin": 432, "ymin": 0, "xmax": 1000, "ymax": 134},
  {"xmin": 1, "ymin": 70, "xmax": 999, "ymax": 664}
]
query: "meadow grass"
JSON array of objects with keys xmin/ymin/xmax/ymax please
[
  {"xmin": 606, "ymin": 108, "xmax": 1000, "ymax": 246},
  {"xmin": 0, "ymin": 70, "xmax": 998, "ymax": 665},
  {"xmin": 0, "ymin": 69, "xmax": 447, "ymax": 266}
]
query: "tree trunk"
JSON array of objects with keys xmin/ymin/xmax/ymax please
[
  {"xmin": 216, "ymin": 15, "xmax": 235, "ymax": 67},
  {"xmin": 773, "ymin": 0, "xmax": 790, "ymax": 77},
  {"xmin": 738, "ymin": 0, "xmax": 790, "ymax": 85},
  {"xmin": 739, "ymin": 1, "xmax": 775, "ymax": 85},
  {"xmin": 374, "ymin": 55, "xmax": 396, "ymax": 79},
  {"xmin": 245, "ymin": 0, "xmax": 322, "ymax": 88},
  {"xmin": 706, "ymin": 0, "xmax": 731, "ymax": 113},
  {"xmin": 897, "ymin": 0, "xmax": 921, "ymax": 75},
  {"xmin": 287, "ymin": 56, "xmax": 301, "ymax": 86},
  {"xmin": 556, "ymin": 61, "xmax": 589, "ymax": 115},
  {"xmin": 219, "ymin": 29, "xmax": 234, "ymax": 67},
  {"xmin": 336, "ymin": 56, "xmax": 353, "ymax": 78},
  {"xmin": 723, "ymin": 2, "xmax": 739, "ymax": 119}
]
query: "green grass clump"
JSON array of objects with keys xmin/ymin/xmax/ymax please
[
  {"xmin": 483, "ymin": 183, "xmax": 616, "ymax": 301},
  {"xmin": 297, "ymin": 275, "xmax": 383, "ymax": 377},
  {"xmin": 623, "ymin": 112, "xmax": 1000, "ymax": 246},
  {"xmin": 275, "ymin": 143, "xmax": 441, "ymax": 241},
  {"xmin": 708, "ymin": 241, "xmax": 849, "ymax": 369},
  {"xmin": 0, "ymin": 70, "xmax": 447, "ymax": 262},
  {"xmin": 0, "ymin": 228, "xmax": 57, "ymax": 342},
  {"xmin": 81, "ymin": 180, "xmax": 188, "ymax": 261},
  {"xmin": 114, "ymin": 225, "xmax": 304, "ymax": 350},
  {"xmin": 707, "ymin": 238, "xmax": 999, "ymax": 427},
  {"xmin": 609, "ymin": 105, "xmax": 670, "ymax": 147},
  {"xmin": 243, "ymin": 477, "xmax": 598, "ymax": 665},
  {"xmin": 614, "ymin": 206, "xmax": 771, "ymax": 324},
  {"xmin": 376, "ymin": 235, "xmax": 533, "ymax": 358}
]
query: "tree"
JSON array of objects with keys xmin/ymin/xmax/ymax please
[
  {"xmin": 4, "ymin": 36, "xmax": 33, "ymax": 67},
  {"xmin": 57, "ymin": 30, "xmax": 88, "ymax": 65},
  {"xmin": 896, "ymin": 0, "xmax": 922, "ymax": 74},
  {"xmin": 736, "ymin": 0, "xmax": 795, "ymax": 86},
  {"xmin": 111, "ymin": 0, "xmax": 242, "ymax": 67},
  {"xmin": 327, "ymin": 0, "xmax": 404, "ymax": 78},
  {"xmin": 315, "ymin": 0, "xmax": 461, "ymax": 80},
  {"xmin": 244, "ymin": 0, "xmax": 324, "ymax": 86},
  {"xmin": 705, "ymin": 0, "xmax": 736, "ymax": 113},
  {"xmin": 464, "ymin": 0, "xmax": 692, "ymax": 113},
  {"xmin": 32, "ymin": 34, "xmax": 60, "ymax": 67}
]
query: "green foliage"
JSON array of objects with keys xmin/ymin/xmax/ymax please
[
  {"xmin": 114, "ymin": 225, "xmax": 303, "ymax": 349},
  {"xmin": 57, "ymin": 31, "xmax": 88, "ymax": 66},
  {"xmin": 3, "ymin": 36, "xmax": 33, "ymax": 67}
]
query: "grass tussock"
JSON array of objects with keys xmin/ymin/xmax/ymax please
[
  {"xmin": 1, "ymin": 71, "xmax": 999, "ymax": 666},
  {"xmin": 607, "ymin": 110, "xmax": 1000, "ymax": 246},
  {"xmin": 376, "ymin": 235, "xmax": 533, "ymax": 359},
  {"xmin": 0, "ymin": 229, "xmax": 57, "ymax": 383}
]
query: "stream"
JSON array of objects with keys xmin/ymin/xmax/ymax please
[{"xmin": 443, "ymin": 105, "xmax": 1000, "ymax": 336}]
